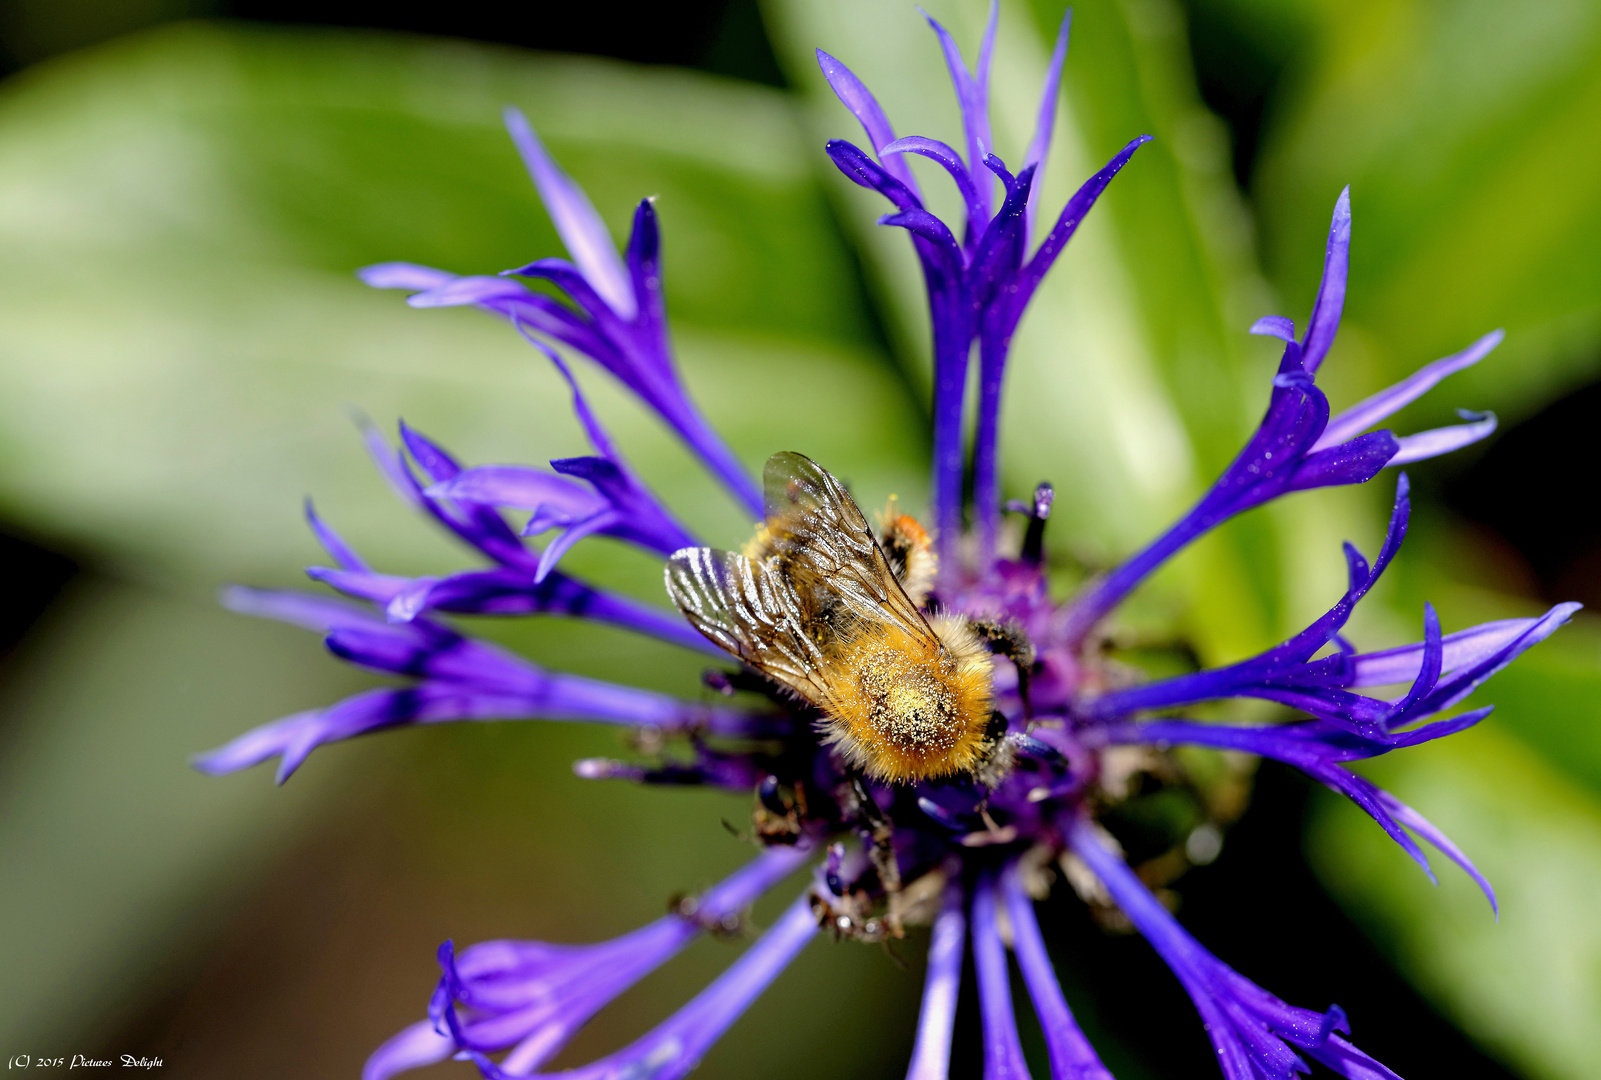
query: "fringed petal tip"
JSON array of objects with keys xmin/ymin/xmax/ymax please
[
  {"xmin": 500, "ymin": 105, "xmax": 636, "ymax": 320},
  {"xmin": 1349, "ymin": 602, "xmax": 1579, "ymax": 689},
  {"xmin": 1389, "ymin": 409, "xmax": 1497, "ymax": 465},
  {"xmin": 358, "ymin": 262, "xmax": 456, "ymax": 291},
  {"xmin": 1251, "ymin": 314, "xmax": 1297, "ymax": 342},
  {"xmin": 1300, "ymin": 186, "xmax": 1353, "ymax": 375},
  {"xmin": 1021, "ymin": 6, "xmax": 1072, "ymax": 184},
  {"xmin": 188, "ymin": 709, "xmax": 318, "ymax": 781},
  {"xmin": 188, "ymin": 746, "xmax": 245, "ymax": 778},
  {"xmin": 1318, "ymin": 328, "xmax": 1505, "ymax": 450},
  {"xmin": 1553, "ymin": 600, "xmax": 1585, "ymax": 622},
  {"xmin": 387, "ymin": 854, "xmax": 814, "ymax": 1080},
  {"xmin": 1313, "ymin": 1003, "xmax": 1351, "ymax": 1046}
]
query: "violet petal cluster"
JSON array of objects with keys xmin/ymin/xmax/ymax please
[
  {"xmin": 820, "ymin": 7, "xmax": 1148, "ymax": 558},
  {"xmin": 199, "ymin": 9, "xmax": 1574, "ymax": 1080}
]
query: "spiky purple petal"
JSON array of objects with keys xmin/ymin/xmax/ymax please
[
  {"xmin": 1001, "ymin": 863, "xmax": 1114, "ymax": 1080},
  {"xmin": 815, "ymin": 50, "xmax": 921, "ymax": 196},
  {"xmin": 458, "ymin": 892, "xmax": 817, "ymax": 1080},
  {"xmin": 1316, "ymin": 330, "xmax": 1503, "ymax": 449},
  {"xmin": 502, "ymin": 107, "xmax": 636, "ymax": 319},
  {"xmin": 1301, "ymin": 187, "xmax": 1351, "ymax": 375},
  {"xmin": 972, "ymin": 871, "xmax": 1030, "ymax": 1080},
  {"xmin": 1022, "ymin": 9, "xmax": 1073, "ymax": 243},
  {"xmin": 921, "ymin": 3, "xmax": 998, "ymax": 223}
]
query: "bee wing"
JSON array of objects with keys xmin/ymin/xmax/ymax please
[
  {"xmin": 762, "ymin": 451, "xmax": 935, "ymax": 646},
  {"xmin": 665, "ymin": 545, "xmax": 837, "ymax": 708}
]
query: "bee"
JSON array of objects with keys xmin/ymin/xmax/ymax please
[{"xmin": 665, "ymin": 452, "xmax": 997, "ymax": 784}]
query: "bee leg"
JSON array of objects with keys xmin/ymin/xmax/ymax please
[
  {"xmin": 966, "ymin": 617, "xmax": 1038, "ymax": 720},
  {"xmin": 849, "ymin": 773, "xmax": 905, "ymax": 939}
]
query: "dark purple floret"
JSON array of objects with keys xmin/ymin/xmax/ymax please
[
  {"xmin": 1000, "ymin": 864, "xmax": 1114, "ymax": 1080},
  {"xmin": 972, "ymin": 870, "xmax": 1031, "ymax": 1080},
  {"xmin": 192, "ymin": 583, "xmax": 771, "ymax": 784},
  {"xmin": 818, "ymin": 12, "xmax": 1152, "ymax": 559},
  {"xmin": 197, "ymin": 8, "xmax": 1572, "ymax": 1080}
]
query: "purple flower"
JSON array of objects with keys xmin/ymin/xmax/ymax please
[{"xmin": 199, "ymin": 8, "xmax": 1572, "ymax": 1080}]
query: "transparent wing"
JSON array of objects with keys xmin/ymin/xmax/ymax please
[
  {"xmin": 664, "ymin": 546, "xmax": 835, "ymax": 708},
  {"xmin": 762, "ymin": 451, "xmax": 934, "ymax": 646}
]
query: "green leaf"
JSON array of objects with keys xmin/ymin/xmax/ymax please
[{"xmin": 1307, "ymin": 726, "xmax": 1601, "ymax": 1080}]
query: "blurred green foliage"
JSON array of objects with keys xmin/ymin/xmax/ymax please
[
  {"xmin": 1255, "ymin": 0, "xmax": 1601, "ymax": 429},
  {"xmin": 0, "ymin": 0, "xmax": 1597, "ymax": 1077}
]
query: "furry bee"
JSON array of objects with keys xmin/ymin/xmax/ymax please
[{"xmin": 665, "ymin": 452, "xmax": 997, "ymax": 784}]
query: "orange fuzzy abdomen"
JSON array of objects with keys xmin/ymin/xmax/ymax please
[{"xmin": 820, "ymin": 622, "xmax": 994, "ymax": 783}]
